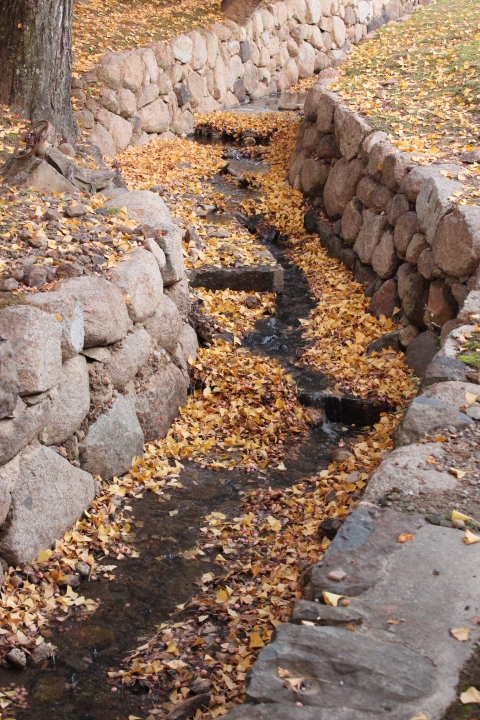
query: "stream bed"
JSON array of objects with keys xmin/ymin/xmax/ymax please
[{"xmin": 8, "ymin": 95, "xmax": 364, "ymax": 720}]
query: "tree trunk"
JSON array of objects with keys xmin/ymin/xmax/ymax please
[
  {"xmin": 221, "ymin": 0, "xmax": 264, "ymax": 26},
  {"xmin": 0, "ymin": 0, "xmax": 78, "ymax": 141}
]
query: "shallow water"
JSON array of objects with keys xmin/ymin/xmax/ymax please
[{"xmin": 9, "ymin": 93, "xmax": 351, "ymax": 720}]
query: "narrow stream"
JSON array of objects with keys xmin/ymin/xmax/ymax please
[{"xmin": 8, "ymin": 95, "xmax": 361, "ymax": 720}]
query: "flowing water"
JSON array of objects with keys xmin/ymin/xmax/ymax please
[{"xmin": 8, "ymin": 94, "xmax": 367, "ymax": 719}]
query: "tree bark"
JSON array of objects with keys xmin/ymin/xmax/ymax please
[
  {"xmin": 221, "ymin": 0, "xmax": 264, "ymax": 26},
  {"xmin": 0, "ymin": 0, "xmax": 78, "ymax": 141}
]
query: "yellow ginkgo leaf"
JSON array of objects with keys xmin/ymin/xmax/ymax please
[
  {"xmin": 464, "ymin": 529, "xmax": 480, "ymax": 545},
  {"xmin": 249, "ymin": 632, "xmax": 265, "ymax": 649},
  {"xmin": 465, "ymin": 392, "xmax": 478, "ymax": 405},
  {"xmin": 216, "ymin": 588, "xmax": 228, "ymax": 604},
  {"xmin": 267, "ymin": 516, "xmax": 281, "ymax": 532},
  {"xmin": 450, "ymin": 468, "xmax": 467, "ymax": 479},
  {"xmin": 452, "ymin": 510, "xmax": 473, "ymax": 522},
  {"xmin": 450, "ymin": 627, "xmax": 470, "ymax": 642},
  {"xmin": 460, "ymin": 686, "xmax": 480, "ymax": 704},
  {"xmin": 323, "ymin": 591, "xmax": 344, "ymax": 607},
  {"xmin": 410, "ymin": 714, "xmax": 427, "ymax": 720}
]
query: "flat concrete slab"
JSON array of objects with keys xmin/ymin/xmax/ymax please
[{"xmin": 228, "ymin": 507, "xmax": 480, "ymax": 719}]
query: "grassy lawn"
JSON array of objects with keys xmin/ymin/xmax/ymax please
[
  {"xmin": 332, "ymin": 0, "xmax": 480, "ymax": 162},
  {"xmin": 72, "ymin": 0, "xmax": 222, "ymax": 73}
]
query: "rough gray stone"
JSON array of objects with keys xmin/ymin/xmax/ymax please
[
  {"xmin": 386, "ymin": 192, "xmax": 410, "ymax": 226},
  {"xmin": 400, "ymin": 271, "xmax": 429, "ymax": 328},
  {"xmin": 405, "ymin": 330, "xmax": 438, "ymax": 376},
  {"xmin": 334, "ymin": 106, "xmax": 371, "ymax": 161},
  {"xmin": 0, "ymin": 397, "xmax": 50, "ymax": 471},
  {"xmin": 57, "ymin": 276, "xmax": 130, "ymax": 349},
  {"xmin": 245, "ymin": 623, "xmax": 434, "ymax": 710},
  {"xmin": 109, "ymin": 249, "xmax": 163, "ymax": 323},
  {"xmin": 416, "ymin": 175, "xmax": 461, "ymax": 244},
  {"xmin": 0, "ymin": 306, "xmax": 62, "ymax": 396},
  {"xmin": 393, "ymin": 210, "xmax": 418, "ymax": 257},
  {"xmin": 165, "ymin": 275, "xmax": 190, "ymax": 316},
  {"xmin": 0, "ymin": 338, "xmax": 19, "ymax": 420},
  {"xmin": 174, "ymin": 323, "xmax": 198, "ymax": 384},
  {"xmin": 315, "ymin": 89, "xmax": 340, "ymax": 133},
  {"xmin": 143, "ymin": 295, "xmax": 183, "ymax": 353},
  {"xmin": 44, "ymin": 356, "xmax": 90, "ymax": 446},
  {"xmin": 394, "ymin": 396, "xmax": 474, "ymax": 447},
  {"xmin": 421, "ymin": 355, "xmax": 471, "ymax": 388},
  {"xmin": 432, "ymin": 205, "xmax": 480, "ymax": 278},
  {"xmin": 341, "ymin": 197, "xmax": 363, "ymax": 245},
  {"xmin": 421, "ymin": 380, "xmax": 480, "ymax": 412},
  {"xmin": 106, "ymin": 326, "xmax": 152, "ymax": 390},
  {"xmin": 382, "ymin": 152, "xmax": 413, "ymax": 192},
  {"xmin": 79, "ymin": 394, "xmax": 144, "ymax": 480},
  {"xmin": 290, "ymin": 600, "xmax": 363, "ymax": 626},
  {"xmin": 29, "ymin": 292, "xmax": 84, "ymax": 361},
  {"xmin": 371, "ymin": 230, "xmax": 400, "ymax": 279},
  {"xmin": 353, "ymin": 210, "xmax": 388, "ymax": 265},
  {"xmin": 135, "ymin": 361, "xmax": 187, "ymax": 441},
  {"xmin": 300, "ymin": 158, "xmax": 330, "ymax": 195},
  {"xmin": 401, "ymin": 163, "xmax": 463, "ymax": 202},
  {"xmin": 324, "ymin": 157, "xmax": 364, "ymax": 218},
  {"xmin": 0, "ymin": 443, "xmax": 95, "ymax": 565}
]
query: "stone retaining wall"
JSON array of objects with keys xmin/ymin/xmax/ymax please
[
  {"xmin": 0, "ymin": 189, "xmax": 197, "ymax": 567},
  {"xmin": 72, "ymin": 0, "xmax": 420, "ymax": 157},
  {"xmin": 289, "ymin": 81, "xmax": 480, "ymax": 368}
]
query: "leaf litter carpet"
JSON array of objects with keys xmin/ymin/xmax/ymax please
[{"xmin": 0, "ymin": 113, "xmax": 417, "ymax": 717}]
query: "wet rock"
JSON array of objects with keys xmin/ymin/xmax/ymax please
[
  {"xmin": 394, "ymin": 396, "xmax": 474, "ymax": 447},
  {"xmin": 7, "ymin": 648, "xmax": 26, "ymax": 670},
  {"xmin": 0, "ymin": 306, "xmax": 62, "ymax": 395},
  {"xmin": 57, "ymin": 276, "xmax": 130, "ymax": 348},
  {"xmin": 0, "ymin": 443, "xmax": 94, "ymax": 565},
  {"xmin": 166, "ymin": 693, "xmax": 211, "ymax": 720},
  {"xmin": 0, "ymin": 337, "xmax": 19, "ymax": 420},
  {"xmin": 406, "ymin": 331, "xmax": 438, "ymax": 378},
  {"xmin": 366, "ymin": 330, "xmax": 401, "ymax": 355},
  {"xmin": 79, "ymin": 394, "xmax": 144, "ymax": 480},
  {"xmin": 329, "ymin": 447, "xmax": 354, "ymax": 464},
  {"xmin": 322, "ymin": 393, "xmax": 390, "ymax": 426},
  {"xmin": 187, "ymin": 264, "xmax": 284, "ymax": 293},
  {"xmin": 76, "ymin": 561, "xmax": 91, "ymax": 578},
  {"xmin": 31, "ymin": 642, "xmax": 52, "ymax": 665}
]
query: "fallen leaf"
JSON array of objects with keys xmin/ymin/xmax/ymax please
[
  {"xmin": 452, "ymin": 510, "xmax": 474, "ymax": 522},
  {"xmin": 397, "ymin": 533, "xmax": 414, "ymax": 543},
  {"xmin": 460, "ymin": 686, "xmax": 480, "ymax": 704},
  {"xmin": 323, "ymin": 591, "xmax": 344, "ymax": 607},
  {"xmin": 464, "ymin": 529, "xmax": 480, "ymax": 545},
  {"xmin": 450, "ymin": 468, "xmax": 467, "ymax": 479},
  {"xmin": 249, "ymin": 632, "xmax": 265, "ymax": 649},
  {"xmin": 465, "ymin": 392, "xmax": 478, "ymax": 405},
  {"xmin": 450, "ymin": 627, "xmax": 470, "ymax": 642}
]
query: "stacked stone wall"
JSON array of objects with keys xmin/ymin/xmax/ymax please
[
  {"xmin": 289, "ymin": 83, "xmax": 480, "ymax": 364},
  {"xmin": 72, "ymin": 0, "xmax": 420, "ymax": 156},
  {"xmin": 0, "ymin": 189, "xmax": 196, "ymax": 567}
]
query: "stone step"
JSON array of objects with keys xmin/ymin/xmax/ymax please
[{"xmin": 186, "ymin": 263, "xmax": 284, "ymax": 293}]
